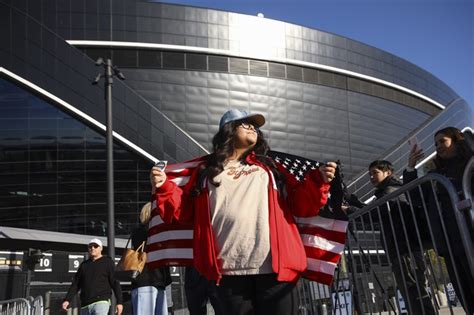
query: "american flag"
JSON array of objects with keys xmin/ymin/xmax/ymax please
[{"xmin": 148, "ymin": 152, "xmax": 349, "ymax": 285}]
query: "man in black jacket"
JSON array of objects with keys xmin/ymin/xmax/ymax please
[
  {"xmin": 369, "ymin": 160, "xmax": 434, "ymax": 315},
  {"xmin": 62, "ymin": 238, "xmax": 123, "ymax": 315}
]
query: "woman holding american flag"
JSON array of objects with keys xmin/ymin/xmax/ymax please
[{"xmin": 150, "ymin": 109, "xmax": 336, "ymax": 315}]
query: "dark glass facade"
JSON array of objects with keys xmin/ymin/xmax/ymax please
[{"xmin": 0, "ymin": 77, "xmax": 150, "ymax": 236}]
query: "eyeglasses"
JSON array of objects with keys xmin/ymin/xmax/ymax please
[
  {"xmin": 238, "ymin": 122, "xmax": 258, "ymax": 131},
  {"xmin": 88, "ymin": 244, "xmax": 99, "ymax": 249}
]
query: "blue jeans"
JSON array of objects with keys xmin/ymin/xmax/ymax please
[
  {"xmin": 131, "ymin": 286, "xmax": 168, "ymax": 315},
  {"xmin": 80, "ymin": 301, "xmax": 110, "ymax": 315}
]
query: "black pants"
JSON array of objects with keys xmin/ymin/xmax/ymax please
[
  {"xmin": 390, "ymin": 251, "xmax": 435, "ymax": 314},
  {"xmin": 441, "ymin": 235, "xmax": 474, "ymax": 315},
  {"xmin": 184, "ymin": 266, "xmax": 224, "ymax": 315},
  {"xmin": 216, "ymin": 274, "xmax": 298, "ymax": 315}
]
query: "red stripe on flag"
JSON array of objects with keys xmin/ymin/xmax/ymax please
[
  {"xmin": 303, "ymin": 270, "xmax": 335, "ymax": 285},
  {"xmin": 148, "ymin": 223, "xmax": 193, "ymax": 236},
  {"xmin": 304, "ymin": 246, "xmax": 342, "ymax": 264},
  {"xmin": 147, "ymin": 239, "xmax": 194, "ymax": 251}
]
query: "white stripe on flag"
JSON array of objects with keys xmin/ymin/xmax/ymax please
[
  {"xmin": 147, "ymin": 248, "xmax": 193, "ymax": 262},
  {"xmin": 307, "ymin": 257, "xmax": 338, "ymax": 275},
  {"xmin": 166, "ymin": 161, "xmax": 202, "ymax": 172},
  {"xmin": 150, "ymin": 212, "xmax": 164, "ymax": 227},
  {"xmin": 148, "ymin": 230, "xmax": 193, "ymax": 243},
  {"xmin": 171, "ymin": 176, "xmax": 190, "ymax": 186},
  {"xmin": 300, "ymin": 233, "xmax": 345, "ymax": 254},
  {"xmin": 295, "ymin": 216, "xmax": 348, "ymax": 233}
]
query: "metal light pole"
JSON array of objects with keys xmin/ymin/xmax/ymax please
[
  {"xmin": 92, "ymin": 58, "xmax": 125, "ymax": 260},
  {"xmin": 93, "ymin": 58, "xmax": 125, "ymax": 315}
]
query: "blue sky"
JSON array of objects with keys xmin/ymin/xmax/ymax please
[{"xmin": 161, "ymin": 0, "xmax": 473, "ymax": 109}]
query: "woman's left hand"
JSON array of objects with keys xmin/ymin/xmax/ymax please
[{"xmin": 320, "ymin": 162, "xmax": 337, "ymax": 183}]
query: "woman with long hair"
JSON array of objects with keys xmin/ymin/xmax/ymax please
[
  {"xmin": 130, "ymin": 202, "xmax": 171, "ymax": 315},
  {"xmin": 405, "ymin": 126, "xmax": 473, "ymax": 314},
  {"xmin": 151, "ymin": 109, "xmax": 336, "ymax": 315}
]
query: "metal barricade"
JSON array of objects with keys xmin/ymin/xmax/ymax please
[
  {"xmin": 345, "ymin": 172, "xmax": 474, "ymax": 315},
  {"xmin": 0, "ymin": 296, "xmax": 44, "ymax": 315},
  {"xmin": 29, "ymin": 296, "xmax": 43, "ymax": 315},
  {"xmin": 296, "ymin": 279, "xmax": 331, "ymax": 314},
  {"xmin": 0, "ymin": 298, "xmax": 31, "ymax": 315}
]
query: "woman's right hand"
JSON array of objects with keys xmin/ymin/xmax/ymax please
[
  {"xmin": 150, "ymin": 167, "xmax": 167, "ymax": 190},
  {"xmin": 408, "ymin": 144, "xmax": 424, "ymax": 168},
  {"xmin": 61, "ymin": 301, "xmax": 69, "ymax": 311}
]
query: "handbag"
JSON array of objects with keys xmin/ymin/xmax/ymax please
[{"xmin": 115, "ymin": 237, "xmax": 147, "ymax": 281}]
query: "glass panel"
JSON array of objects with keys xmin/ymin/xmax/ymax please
[
  {"xmin": 0, "ymin": 77, "xmax": 151, "ymax": 236},
  {"xmin": 113, "ymin": 49, "xmax": 138, "ymax": 67},
  {"xmin": 138, "ymin": 50, "xmax": 162, "ymax": 68},
  {"xmin": 162, "ymin": 51, "xmax": 185, "ymax": 69}
]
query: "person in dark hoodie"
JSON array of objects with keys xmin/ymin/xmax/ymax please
[
  {"xmin": 131, "ymin": 202, "xmax": 172, "ymax": 315},
  {"xmin": 369, "ymin": 160, "xmax": 435, "ymax": 314}
]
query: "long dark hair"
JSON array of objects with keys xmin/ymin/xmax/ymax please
[
  {"xmin": 433, "ymin": 127, "xmax": 472, "ymax": 168},
  {"xmin": 193, "ymin": 120, "xmax": 285, "ymax": 194}
]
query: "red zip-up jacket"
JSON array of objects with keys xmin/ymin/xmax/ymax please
[{"xmin": 154, "ymin": 152, "xmax": 330, "ymax": 284}]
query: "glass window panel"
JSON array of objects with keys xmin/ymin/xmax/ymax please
[
  {"xmin": 113, "ymin": 49, "xmax": 137, "ymax": 67},
  {"xmin": 229, "ymin": 58, "xmax": 248, "ymax": 74},
  {"xmin": 82, "ymin": 48, "xmax": 112, "ymax": 61},
  {"xmin": 0, "ymin": 77, "xmax": 151, "ymax": 234},
  {"xmin": 249, "ymin": 60, "xmax": 268, "ymax": 77},
  {"xmin": 208, "ymin": 55, "xmax": 228, "ymax": 72},
  {"xmin": 138, "ymin": 50, "xmax": 162, "ymax": 68},
  {"xmin": 268, "ymin": 62, "xmax": 286, "ymax": 79},
  {"xmin": 162, "ymin": 51, "xmax": 185, "ymax": 69},
  {"xmin": 186, "ymin": 53, "xmax": 207, "ymax": 70},
  {"xmin": 286, "ymin": 65, "xmax": 302, "ymax": 81},
  {"xmin": 1, "ymin": 119, "xmax": 29, "ymax": 130},
  {"xmin": 303, "ymin": 68, "xmax": 318, "ymax": 83}
]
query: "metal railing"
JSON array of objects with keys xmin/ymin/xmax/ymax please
[
  {"xmin": 344, "ymin": 170, "xmax": 473, "ymax": 314},
  {"xmin": 0, "ymin": 298, "xmax": 31, "ymax": 315},
  {"xmin": 0, "ymin": 296, "xmax": 43, "ymax": 315},
  {"xmin": 29, "ymin": 296, "xmax": 43, "ymax": 315}
]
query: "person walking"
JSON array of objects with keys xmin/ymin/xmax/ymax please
[
  {"xmin": 62, "ymin": 238, "xmax": 123, "ymax": 315},
  {"xmin": 150, "ymin": 109, "xmax": 336, "ymax": 315},
  {"xmin": 131, "ymin": 202, "xmax": 172, "ymax": 315}
]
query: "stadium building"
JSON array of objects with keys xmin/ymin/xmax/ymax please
[{"xmin": 0, "ymin": 0, "xmax": 471, "ymax": 310}]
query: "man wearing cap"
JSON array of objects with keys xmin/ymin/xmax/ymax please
[
  {"xmin": 62, "ymin": 238, "xmax": 123, "ymax": 315},
  {"xmin": 150, "ymin": 109, "xmax": 336, "ymax": 315}
]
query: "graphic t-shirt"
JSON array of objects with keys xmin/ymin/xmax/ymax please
[{"xmin": 208, "ymin": 159, "xmax": 272, "ymax": 275}]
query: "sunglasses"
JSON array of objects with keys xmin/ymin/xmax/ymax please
[
  {"xmin": 88, "ymin": 244, "xmax": 99, "ymax": 249},
  {"xmin": 238, "ymin": 122, "xmax": 258, "ymax": 131}
]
